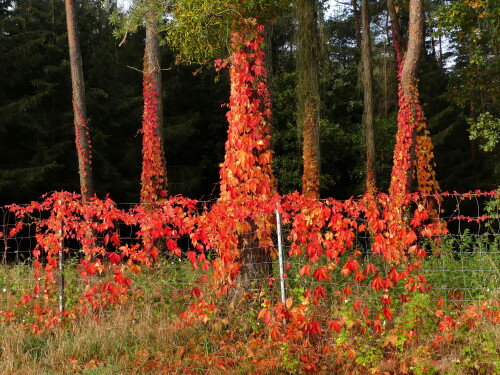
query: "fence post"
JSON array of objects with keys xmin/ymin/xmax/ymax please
[
  {"xmin": 58, "ymin": 203, "xmax": 65, "ymax": 313},
  {"xmin": 1, "ymin": 209, "xmax": 6, "ymax": 264},
  {"xmin": 275, "ymin": 205, "xmax": 286, "ymax": 304}
]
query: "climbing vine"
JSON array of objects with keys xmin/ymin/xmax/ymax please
[{"xmin": 140, "ymin": 73, "xmax": 168, "ymax": 203}]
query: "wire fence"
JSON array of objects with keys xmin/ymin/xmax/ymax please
[{"xmin": 0, "ymin": 192, "xmax": 499, "ymax": 315}]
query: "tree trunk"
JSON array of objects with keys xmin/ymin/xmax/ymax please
[
  {"xmin": 361, "ymin": 0, "xmax": 376, "ymax": 193},
  {"xmin": 140, "ymin": 16, "xmax": 168, "ymax": 203},
  {"xmin": 218, "ymin": 23, "xmax": 275, "ymax": 299},
  {"xmin": 144, "ymin": 20, "xmax": 163, "ymax": 138},
  {"xmin": 438, "ymin": 34, "xmax": 443, "ymax": 68},
  {"xmin": 264, "ymin": 21, "xmax": 274, "ymax": 129},
  {"xmin": 388, "ymin": 0, "xmax": 422, "ymax": 198},
  {"xmin": 470, "ymin": 103, "xmax": 478, "ymax": 178},
  {"xmin": 352, "ymin": 0, "xmax": 362, "ymax": 50},
  {"xmin": 401, "ymin": 0, "xmax": 423, "ymax": 95},
  {"xmin": 65, "ymin": 0, "xmax": 94, "ymax": 200},
  {"xmin": 296, "ymin": 0, "xmax": 321, "ymax": 198},
  {"xmin": 387, "ymin": 0, "xmax": 406, "ymax": 62},
  {"xmin": 388, "ymin": 0, "xmax": 441, "ymax": 211},
  {"xmin": 234, "ymin": 221, "xmax": 273, "ymax": 298}
]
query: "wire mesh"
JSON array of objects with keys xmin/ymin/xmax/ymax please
[{"xmin": 0, "ymin": 192, "xmax": 499, "ymax": 315}]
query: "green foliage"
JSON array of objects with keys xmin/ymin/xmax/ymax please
[
  {"xmin": 433, "ymin": 0, "xmax": 499, "ymax": 111},
  {"xmin": 165, "ymin": 0, "xmax": 288, "ymax": 63},
  {"xmin": 468, "ymin": 112, "xmax": 500, "ymax": 152},
  {"xmin": 452, "ymin": 324, "xmax": 500, "ymax": 374},
  {"xmin": 0, "ymin": 0, "xmax": 75, "ymax": 203},
  {"xmin": 108, "ymin": 0, "xmax": 172, "ymax": 37}
]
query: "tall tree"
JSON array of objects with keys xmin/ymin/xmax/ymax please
[
  {"xmin": 351, "ymin": 0, "xmax": 362, "ymax": 49},
  {"xmin": 65, "ymin": 0, "xmax": 94, "ymax": 200},
  {"xmin": 360, "ymin": 0, "xmax": 376, "ymax": 193},
  {"xmin": 109, "ymin": 0, "xmax": 170, "ymax": 203},
  {"xmin": 140, "ymin": 4, "xmax": 168, "ymax": 203},
  {"xmin": 387, "ymin": 0, "xmax": 440, "ymax": 202},
  {"xmin": 296, "ymin": 0, "xmax": 321, "ymax": 198},
  {"xmin": 167, "ymin": 0, "xmax": 284, "ymax": 295},
  {"xmin": 217, "ymin": 22, "xmax": 275, "ymax": 293}
]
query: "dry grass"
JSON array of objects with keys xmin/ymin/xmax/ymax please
[{"xmin": 0, "ymin": 261, "xmax": 275, "ymax": 375}]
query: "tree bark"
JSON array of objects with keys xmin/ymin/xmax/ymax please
[
  {"xmin": 296, "ymin": 0, "xmax": 321, "ymax": 198},
  {"xmin": 140, "ymin": 15, "xmax": 168, "ymax": 203},
  {"xmin": 144, "ymin": 18, "xmax": 164, "ymax": 143},
  {"xmin": 401, "ymin": 0, "xmax": 423, "ymax": 190},
  {"xmin": 401, "ymin": 0, "xmax": 423, "ymax": 95},
  {"xmin": 361, "ymin": 0, "xmax": 376, "ymax": 193},
  {"xmin": 234, "ymin": 221, "xmax": 273, "ymax": 298},
  {"xmin": 65, "ymin": 0, "xmax": 94, "ymax": 200},
  {"xmin": 264, "ymin": 21, "xmax": 274, "ymax": 127},
  {"xmin": 438, "ymin": 34, "xmax": 443, "ymax": 68},
  {"xmin": 352, "ymin": 0, "xmax": 362, "ymax": 50},
  {"xmin": 387, "ymin": 0, "xmax": 406, "ymax": 61}
]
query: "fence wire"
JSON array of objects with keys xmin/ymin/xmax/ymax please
[{"xmin": 0, "ymin": 193, "xmax": 499, "ymax": 314}]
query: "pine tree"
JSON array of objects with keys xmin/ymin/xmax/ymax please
[
  {"xmin": 296, "ymin": 0, "xmax": 321, "ymax": 198},
  {"xmin": 65, "ymin": 0, "xmax": 94, "ymax": 200},
  {"xmin": 0, "ymin": 0, "xmax": 77, "ymax": 204},
  {"xmin": 360, "ymin": 0, "xmax": 376, "ymax": 193},
  {"xmin": 140, "ymin": 2, "xmax": 168, "ymax": 203}
]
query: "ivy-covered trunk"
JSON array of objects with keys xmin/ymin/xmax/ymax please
[
  {"xmin": 296, "ymin": 0, "xmax": 321, "ymax": 198},
  {"xmin": 218, "ymin": 22, "xmax": 275, "ymax": 296},
  {"xmin": 140, "ymin": 17, "xmax": 167, "ymax": 204},
  {"xmin": 361, "ymin": 0, "xmax": 377, "ymax": 194},
  {"xmin": 65, "ymin": 0, "xmax": 94, "ymax": 200},
  {"xmin": 388, "ymin": 0, "xmax": 440, "ymax": 207}
]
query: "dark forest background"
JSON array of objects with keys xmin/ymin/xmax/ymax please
[{"xmin": 0, "ymin": 0, "xmax": 498, "ymax": 205}]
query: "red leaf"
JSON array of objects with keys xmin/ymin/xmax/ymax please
[
  {"xmin": 110, "ymin": 232, "xmax": 120, "ymax": 246},
  {"xmin": 107, "ymin": 252, "xmax": 121, "ymax": 265},
  {"xmin": 382, "ymin": 307, "xmax": 393, "ymax": 320},
  {"xmin": 328, "ymin": 319, "xmax": 342, "ymax": 333},
  {"xmin": 166, "ymin": 238, "xmax": 177, "ymax": 251},
  {"xmin": 191, "ymin": 287, "xmax": 203, "ymax": 299},
  {"xmin": 114, "ymin": 272, "xmax": 132, "ymax": 288},
  {"xmin": 388, "ymin": 267, "xmax": 400, "ymax": 284},
  {"xmin": 20, "ymin": 294, "xmax": 32, "ymax": 305},
  {"xmin": 307, "ymin": 320, "xmax": 322, "ymax": 336},
  {"xmin": 299, "ymin": 264, "xmax": 311, "ymax": 277},
  {"xmin": 313, "ymin": 286, "xmax": 326, "ymax": 299},
  {"xmin": 312, "ymin": 266, "xmax": 331, "ymax": 282},
  {"xmin": 186, "ymin": 250, "xmax": 197, "ymax": 267},
  {"xmin": 371, "ymin": 276, "xmax": 384, "ymax": 291}
]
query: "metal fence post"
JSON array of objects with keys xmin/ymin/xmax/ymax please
[
  {"xmin": 275, "ymin": 206, "xmax": 286, "ymax": 304},
  {"xmin": 58, "ymin": 206, "xmax": 65, "ymax": 313}
]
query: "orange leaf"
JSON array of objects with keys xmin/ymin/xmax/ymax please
[
  {"xmin": 299, "ymin": 264, "xmax": 311, "ymax": 277},
  {"xmin": 313, "ymin": 266, "xmax": 331, "ymax": 282}
]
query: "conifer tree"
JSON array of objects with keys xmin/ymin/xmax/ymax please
[
  {"xmin": 361, "ymin": 0, "xmax": 376, "ymax": 193},
  {"xmin": 296, "ymin": 0, "xmax": 321, "ymax": 198},
  {"xmin": 65, "ymin": 0, "xmax": 94, "ymax": 200},
  {"xmin": 140, "ymin": 2, "xmax": 168, "ymax": 203}
]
